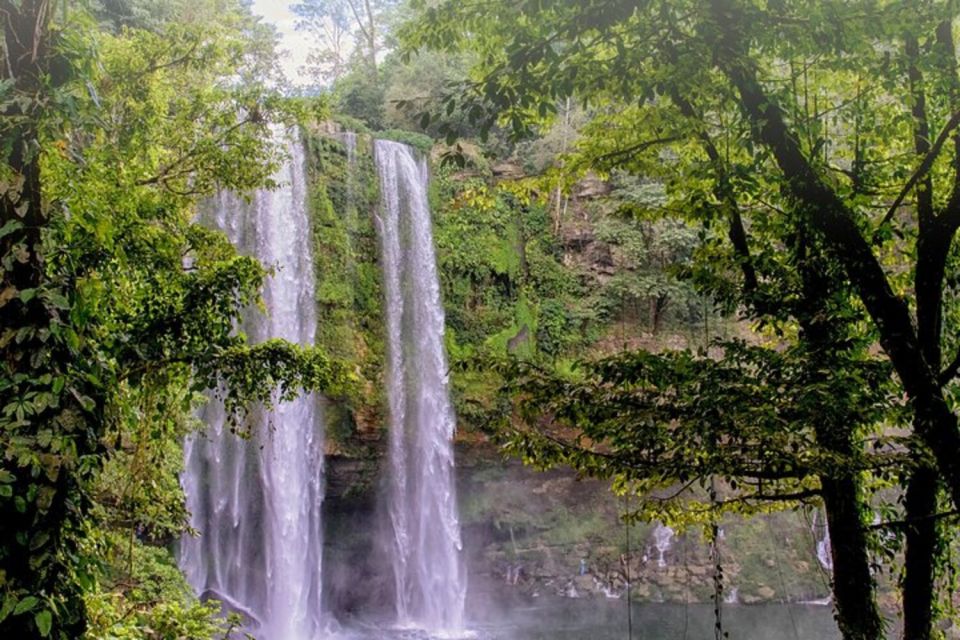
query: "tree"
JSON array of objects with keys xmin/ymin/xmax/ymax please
[
  {"xmin": 293, "ymin": 0, "xmax": 353, "ymax": 81},
  {"xmin": 292, "ymin": 0, "xmax": 399, "ymax": 81},
  {"xmin": 0, "ymin": 2, "xmax": 348, "ymax": 636},
  {"xmin": 592, "ymin": 176, "xmax": 704, "ymax": 335},
  {"xmin": 402, "ymin": 0, "xmax": 960, "ymax": 637}
]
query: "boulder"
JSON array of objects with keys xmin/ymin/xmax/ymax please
[
  {"xmin": 755, "ymin": 585, "xmax": 777, "ymax": 600},
  {"xmin": 576, "ymin": 173, "xmax": 611, "ymax": 199},
  {"xmin": 574, "ymin": 575, "xmax": 595, "ymax": 592},
  {"xmin": 492, "ymin": 162, "xmax": 524, "ymax": 180}
]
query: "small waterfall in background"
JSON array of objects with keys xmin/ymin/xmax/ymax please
[
  {"xmin": 811, "ymin": 509, "xmax": 833, "ymax": 572},
  {"xmin": 343, "ymin": 130, "xmax": 358, "ymax": 215},
  {"xmin": 374, "ymin": 139, "xmax": 468, "ymax": 634},
  {"xmin": 652, "ymin": 523, "xmax": 675, "ymax": 569},
  {"xmin": 344, "ymin": 130, "xmax": 357, "ymax": 168},
  {"xmin": 179, "ymin": 129, "xmax": 326, "ymax": 639},
  {"xmin": 343, "ymin": 130, "xmax": 359, "ymax": 274},
  {"xmin": 724, "ymin": 587, "xmax": 739, "ymax": 604}
]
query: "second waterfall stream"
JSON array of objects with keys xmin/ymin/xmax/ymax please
[{"xmin": 375, "ymin": 139, "xmax": 468, "ymax": 634}]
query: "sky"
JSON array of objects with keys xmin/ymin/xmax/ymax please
[{"xmin": 250, "ymin": 0, "xmax": 313, "ymax": 86}]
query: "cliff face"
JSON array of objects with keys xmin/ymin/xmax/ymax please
[
  {"xmin": 304, "ymin": 126, "xmax": 853, "ymax": 614},
  {"xmin": 305, "ymin": 125, "xmax": 722, "ymax": 441},
  {"xmin": 322, "ymin": 445, "xmax": 839, "ymax": 615}
]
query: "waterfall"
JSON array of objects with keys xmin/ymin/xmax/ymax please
[
  {"xmin": 374, "ymin": 139, "xmax": 467, "ymax": 634},
  {"xmin": 652, "ymin": 523, "xmax": 675, "ymax": 569},
  {"xmin": 724, "ymin": 586, "xmax": 739, "ymax": 604},
  {"xmin": 811, "ymin": 509, "xmax": 833, "ymax": 571},
  {"xmin": 344, "ymin": 130, "xmax": 357, "ymax": 166},
  {"xmin": 343, "ymin": 131, "xmax": 358, "ymax": 215},
  {"xmin": 179, "ymin": 129, "xmax": 326, "ymax": 639}
]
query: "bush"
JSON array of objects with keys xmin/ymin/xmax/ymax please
[
  {"xmin": 375, "ymin": 128, "xmax": 434, "ymax": 153},
  {"xmin": 84, "ymin": 533, "xmax": 235, "ymax": 640}
]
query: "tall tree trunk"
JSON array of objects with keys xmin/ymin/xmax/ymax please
[
  {"xmin": 796, "ymin": 228, "xmax": 883, "ymax": 640},
  {"xmin": 1, "ymin": 0, "xmax": 50, "ymax": 295},
  {"xmin": 670, "ymin": 57, "xmax": 884, "ymax": 638},
  {"xmin": 900, "ymin": 28, "xmax": 948, "ymax": 640},
  {"xmin": 818, "ymin": 475, "xmax": 884, "ymax": 640},
  {"xmin": 902, "ymin": 465, "xmax": 939, "ymax": 640},
  {"xmin": 801, "ymin": 324, "xmax": 883, "ymax": 639}
]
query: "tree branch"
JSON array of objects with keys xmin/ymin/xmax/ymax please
[
  {"xmin": 673, "ymin": 91, "xmax": 759, "ymax": 294},
  {"xmin": 868, "ymin": 508, "xmax": 959, "ymax": 531},
  {"xmin": 875, "ymin": 108, "xmax": 960, "ymax": 235},
  {"xmin": 935, "ymin": 18, "xmax": 960, "ymax": 201},
  {"xmin": 594, "ymin": 135, "xmax": 683, "ymax": 166},
  {"xmin": 133, "ymin": 40, "xmax": 200, "ymax": 81},
  {"xmin": 134, "ymin": 117, "xmax": 254, "ymax": 189},
  {"xmin": 708, "ymin": 0, "xmax": 960, "ymax": 513},
  {"xmin": 938, "ymin": 348, "xmax": 960, "ymax": 385},
  {"xmin": 716, "ymin": 488, "xmax": 821, "ymax": 506}
]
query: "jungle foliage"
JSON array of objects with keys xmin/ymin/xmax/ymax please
[
  {"xmin": 400, "ymin": 0, "xmax": 960, "ymax": 638},
  {"xmin": 0, "ymin": 1, "xmax": 349, "ymax": 637},
  {"xmin": 8, "ymin": 0, "xmax": 960, "ymax": 638}
]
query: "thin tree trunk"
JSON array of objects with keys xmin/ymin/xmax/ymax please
[{"xmin": 363, "ymin": 0, "xmax": 377, "ymax": 72}]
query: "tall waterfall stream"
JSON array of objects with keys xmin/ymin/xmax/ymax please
[
  {"xmin": 374, "ymin": 139, "xmax": 468, "ymax": 635},
  {"xmin": 180, "ymin": 131, "xmax": 326, "ymax": 639}
]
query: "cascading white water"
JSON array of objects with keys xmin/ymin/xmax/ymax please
[
  {"xmin": 811, "ymin": 510, "xmax": 833, "ymax": 571},
  {"xmin": 179, "ymin": 129, "xmax": 326, "ymax": 639},
  {"xmin": 724, "ymin": 587, "xmax": 740, "ymax": 604},
  {"xmin": 343, "ymin": 130, "xmax": 359, "ymax": 258},
  {"xmin": 374, "ymin": 139, "xmax": 467, "ymax": 634},
  {"xmin": 652, "ymin": 523, "xmax": 675, "ymax": 569}
]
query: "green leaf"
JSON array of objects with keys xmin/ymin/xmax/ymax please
[
  {"xmin": 29, "ymin": 532, "xmax": 50, "ymax": 551},
  {"xmin": 34, "ymin": 609, "xmax": 51, "ymax": 636},
  {"xmin": 0, "ymin": 594, "xmax": 16, "ymax": 622},
  {"xmin": 13, "ymin": 596, "xmax": 38, "ymax": 615},
  {"xmin": 44, "ymin": 291, "xmax": 70, "ymax": 310},
  {"xmin": 0, "ymin": 219, "xmax": 22, "ymax": 241}
]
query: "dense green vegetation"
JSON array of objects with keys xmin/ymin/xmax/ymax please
[
  {"xmin": 5, "ymin": 0, "xmax": 960, "ymax": 639},
  {"xmin": 395, "ymin": 1, "xmax": 960, "ymax": 639},
  {"xmin": 0, "ymin": 2, "xmax": 349, "ymax": 637}
]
